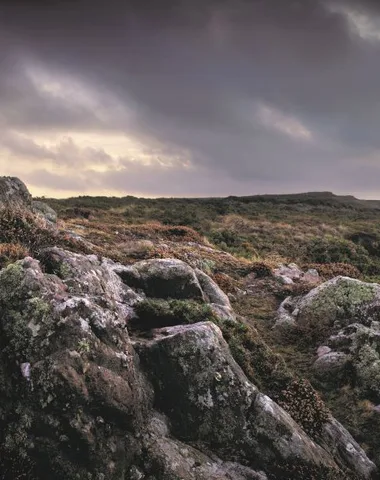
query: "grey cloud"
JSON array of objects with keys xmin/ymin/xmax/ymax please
[{"xmin": 1, "ymin": 0, "xmax": 380, "ymax": 196}]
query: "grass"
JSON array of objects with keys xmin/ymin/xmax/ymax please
[
  {"xmin": 8, "ymin": 191, "xmax": 380, "ymax": 476},
  {"xmin": 43, "ymin": 191, "xmax": 380, "ymax": 279}
]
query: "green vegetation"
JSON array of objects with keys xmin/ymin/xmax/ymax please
[
  {"xmin": 133, "ymin": 298, "xmax": 217, "ymax": 331},
  {"xmin": 44, "ymin": 191, "xmax": 380, "ymax": 278}
]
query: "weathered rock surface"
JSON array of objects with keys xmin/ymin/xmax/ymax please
[
  {"xmin": 114, "ymin": 258, "xmax": 204, "ymax": 300},
  {"xmin": 273, "ymin": 263, "xmax": 320, "ymax": 285},
  {"xmin": 0, "ymin": 176, "xmax": 57, "ymax": 227},
  {"xmin": 313, "ymin": 321, "xmax": 380, "ymax": 401},
  {"xmin": 135, "ymin": 321, "xmax": 337, "ymax": 474},
  {"xmin": 32, "ymin": 200, "xmax": 58, "ymax": 224},
  {"xmin": 321, "ymin": 418, "xmax": 377, "ymax": 480},
  {"xmin": 275, "ymin": 276, "xmax": 380, "ymax": 331},
  {"xmin": 0, "ymin": 248, "xmax": 377, "ymax": 479},
  {"xmin": 0, "ymin": 176, "xmax": 32, "ymax": 208},
  {"xmin": 274, "ymin": 276, "xmax": 380, "ymax": 406},
  {"xmin": 313, "ymin": 351, "xmax": 351, "ymax": 384}
]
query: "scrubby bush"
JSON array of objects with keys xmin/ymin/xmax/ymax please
[
  {"xmin": 356, "ymin": 345, "xmax": 380, "ymax": 400},
  {"xmin": 217, "ymin": 319, "xmax": 292, "ymax": 394},
  {"xmin": 212, "ymin": 272, "xmax": 238, "ymax": 293},
  {"xmin": 278, "ymin": 378, "xmax": 330, "ymax": 438},
  {"xmin": 305, "ymin": 262, "xmax": 362, "ymax": 280},
  {"xmin": 250, "ymin": 261, "xmax": 273, "ymax": 278},
  {"xmin": 0, "ymin": 208, "xmax": 55, "ymax": 252},
  {"xmin": 304, "ymin": 236, "xmax": 372, "ymax": 274},
  {"xmin": 0, "ymin": 243, "xmax": 29, "ymax": 269},
  {"xmin": 0, "ymin": 208, "xmax": 91, "ymax": 262}
]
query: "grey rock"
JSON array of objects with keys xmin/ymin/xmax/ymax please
[
  {"xmin": 274, "ymin": 263, "xmax": 303, "ymax": 281},
  {"xmin": 135, "ymin": 322, "xmax": 338, "ymax": 476},
  {"xmin": 0, "ymin": 247, "xmax": 376, "ymax": 479},
  {"xmin": 275, "ymin": 276, "xmax": 380, "ymax": 333},
  {"xmin": 0, "ymin": 176, "xmax": 32, "ymax": 208},
  {"xmin": 313, "ymin": 352, "xmax": 350, "ymax": 383},
  {"xmin": 195, "ymin": 268, "xmax": 231, "ymax": 307},
  {"xmin": 140, "ymin": 415, "xmax": 268, "ymax": 480},
  {"xmin": 317, "ymin": 346, "xmax": 332, "ymax": 357},
  {"xmin": 274, "ymin": 296, "xmax": 297, "ymax": 329},
  {"xmin": 114, "ymin": 258, "xmax": 204, "ymax": 300},
  {"xmin": 32, "ymin": 200, "xmax": 58, "ymax": 224},
  {"xmin": 321, "ymin": 417, "xmax": 377, "ymax": 479}
]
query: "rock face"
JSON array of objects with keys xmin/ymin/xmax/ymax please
[
  {"xmin": 32, "ymin": 200, "xmax": 58, "ymax": 224},
  {"xmin": 274, "ymin": 277, "xmax": 380, "ymax": 402},
  {"xmin": 275, "ymin": 276, "xmax": 380, "ymax": 331},
  {"xmin": 0, "ymin": 176, "xmax": 57, "ymax": 226},
  {"xmin": 0, "ymin": 176, "xmax": 32, "ymax": 208},
  {"xmin": 114, "ymin": 258, "xmax": 205, "ymax": 300},
  {"xmin": 0, "ymin": 248, "xmax": 377, "ymax": 479},
  {"xmin": 273, "ymin": 263, "xmax": 320, "ymax": 285}
]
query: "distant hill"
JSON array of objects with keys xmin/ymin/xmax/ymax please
[{"xmin": 43, "ymin": 191, "xmax": 380, "ymax": 213}]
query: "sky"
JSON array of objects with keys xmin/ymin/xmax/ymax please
[{"xmin": 1, "ymin": 0, "xmax": 380, "ymax": 198}]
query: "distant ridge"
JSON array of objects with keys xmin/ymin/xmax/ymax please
[{"xmin": 43, "ymin": 190, "xmax": 380, "ymax": 213}]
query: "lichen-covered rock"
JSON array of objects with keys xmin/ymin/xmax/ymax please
[
  {"xmin": 0, "ymin": 176, "xmax": 32, "ymax": 208},
  {"xmin": 313, "ymin": 351, "xmax": 350, "ymax": 384},
  {"xmin": 296, "ymin": 277, "xmax": 380, "ymax": 329},
  {"xmin": 0, "ymin": 248, "xmax": 376, "ymax": 479},
  {"xmin": 275, "ymin": 276, "xmax": 380, "ymax": 333},
  {"xmin": 32, "ymin": 200, "xmax": 58, "ymax": 225},
  {"xmin": 195, "ymin": 268, "xmax": 231, "ymax": 307},
  {"xmin": 320, "ymin": 418, "xmax": 377, "ymax": 479},
  {"xmin": 0, "ymin": 253, "xmax": 151, "ymax": 480},
  {"xmin": 134, "ymin": 322, "xmax": 339, "ymax": 476},
  {"xmin": 310, "ymin": 322, "xmax": 380, "ymax": 402},
  {"xmin": 114, "ymin": 258, "xmax": 204, "ymax": 300},
  {"xmin": 136, "ymin": 414, "xmax": 268, "ymax": 480}
]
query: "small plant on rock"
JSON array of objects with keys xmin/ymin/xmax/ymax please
[{"xmin": 278, "ymin": 378, "xmax": 330, "ymax": 438}]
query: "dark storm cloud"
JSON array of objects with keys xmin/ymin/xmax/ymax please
[{"xmin": 1, "ymin": 0, "xmax": 380, "ymax": 196}]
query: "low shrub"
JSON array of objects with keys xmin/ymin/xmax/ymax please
[
  {"xmin": 212, "ymin": 272, "xmax": 238, "ymax": 294},
  {"xmin": 0, "ymin": 243, "xmax": 29, "ymax": 269},
  {"xmin": 0, "ymin": 208, "xmax": 55, "ymax": 252},
  {"xmin": 250, "ymin": 261, "xmax": 273, "ymax": 278},
  {"xmin": 304, "ymin": 236, "xmax": 371, "ymax": 274},
  {"xmin": 305, "ymin": 262, "xmax": 362, "ymax": 280},
  {"xmin": 278, "ymin": 378, "xmax": 330, "ymax": 438}
]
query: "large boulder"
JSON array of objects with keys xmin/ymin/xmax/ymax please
[
  {"xmin": 32, "ymin": 200, "xmax": 58, "ymax": 225},
  {"xmin": 114, "ymin": 258, "xmax": 204, "ymax": 300},
  {"xmin": 313, "ymin": 322, "xmax": 380, "ymax": 401},
  {"xmin": 0, "ymin": 176, "xmax": 32, "ymax": 208},
  {"xmin": 134, "ymin": 322, "xmax": 339, "ymax": 477},
  {"xmin": 0, "ymin": 253, "xmax": 151, "ymax": 480},
  {"xmin": 0, "ymin": 176, "xmax": 58, "ymax": 227},
  {"xmin": 275, "ymin": 276, "xmax": 380, "ymax": 331},
  {"xmin": 320, "ymin": 417, "xmax": 377, "ymax": 479},
  {"xmin": 0, "ymin": 248, "xmax": 376, "ymax": 479}
]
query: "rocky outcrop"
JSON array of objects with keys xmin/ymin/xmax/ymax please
[
  {"xmin": 32, "ymin": 200, "xmax": 58, "ymax": 225},
  {"xmin": 114, "ymin": 258, "xmax": 204, "ymax": 300},
  {"xmin": 135, "ymin": 322, "xmax": 336, "ymax": 474},
  {"xmin": 0, "ymin": 248, "xmax": 377, "ymax": 479},
  {"xmin": 0, "ymin": 176, "xmax": 57, "ymax": 226},
  {"xmin": 273, "ymin": 263, "xmax": 320, "ymax": 285},
  {"xmin": 0, "ymin": 176, "xmax": 32, "ymax": 208},
  {"xmin": 275, "ymin": 276, "xmax": 380, "ymax": 331}
]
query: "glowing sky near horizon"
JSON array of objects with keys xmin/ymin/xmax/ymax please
[{"xmin": 2, "ymin": 0, "xmax": 380, "ymax": 198}]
